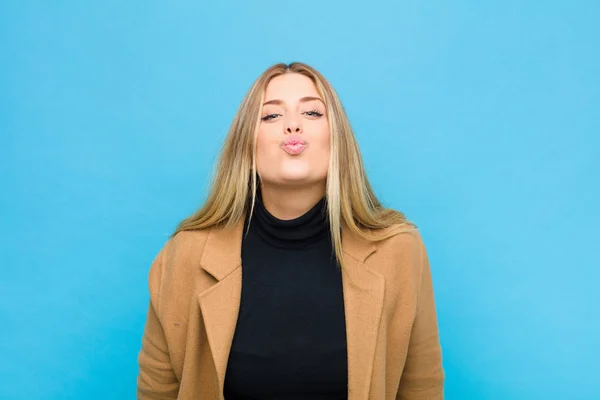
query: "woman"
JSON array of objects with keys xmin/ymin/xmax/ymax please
[{"xmin": 137, "ymin": 62, "xmax": 444, "ymax": 400}]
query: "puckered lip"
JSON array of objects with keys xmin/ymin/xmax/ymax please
[{"xmin": 281, "ymin": 135, "xmax": 306, "ymax": 146}]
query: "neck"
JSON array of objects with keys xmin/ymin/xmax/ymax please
[{"xmin": 258, "ymin": 181, "xmax": 326, "ymax": 221}]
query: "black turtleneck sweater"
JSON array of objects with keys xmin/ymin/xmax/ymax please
[{"xmin": 223, "ymin": 189, "xmax": 348, "ymax": 400}]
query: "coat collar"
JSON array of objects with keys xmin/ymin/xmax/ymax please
[
  {"xmin": 198, "ymin": 211, "xmax": 384, "ymax": 400},
  {"xmin": 200, "ymin": 211, "xmax": 377, "ymax": 279}
]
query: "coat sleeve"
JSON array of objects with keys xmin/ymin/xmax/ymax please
[
  {"xmin": 137, "ymin": 241, "xmax": 180, "ymax": 400},
  {"xmin": 397, "ymin": 233, "xmax": 445, "ymax": 399}
]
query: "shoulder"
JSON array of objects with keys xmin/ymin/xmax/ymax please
[
  {"xmin": 372, "ymin": 223, "xmax": 424, "ymax": 254},
  {"xmin": 150, "ymin": 228, "xmax": 212, "ymax": 287},
  {"xmin": 162, "ymin": 229, "xmax": 211, "ymax": 261},
  {"xmin": 367, "ymin": 223, "xmax": 427, "ymax": 279},
  {"xmin": 147, "ymin": 228, "xmax": 213, "ymax": 312}
]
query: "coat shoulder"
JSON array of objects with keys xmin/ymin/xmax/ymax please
[
  {"xmin": 371, "ymin": 223, "xmax": 424, "ymax": 252},
  {"xmin": 368, "ymin": 223, "xmax": 426, "ymax": 279},
  {"xmin": 166, "ymin": 229, "xmax": 211, "ymax": 257},
  {"xmin": 155, "ymin": 229, "xmax": 212, "ymax": 287}
]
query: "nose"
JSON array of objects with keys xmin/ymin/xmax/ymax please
[{"xmin": 285, "ymin": 118, "xmax": 302, "ymax": 134}]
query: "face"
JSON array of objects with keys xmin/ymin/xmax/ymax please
[{"xmin": 255, "ymin": 73, "xmax": 330, "ymax": 188}]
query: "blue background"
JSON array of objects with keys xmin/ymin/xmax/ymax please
[{"xmin": 1, "ymin": 1, "xmax": 598, "ymax": 399}]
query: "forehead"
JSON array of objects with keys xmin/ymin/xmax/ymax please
[{"xmin": 264, "ymin": 73, "xmax": 320, "ymax": 100}]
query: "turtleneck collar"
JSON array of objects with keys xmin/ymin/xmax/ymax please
[{"xmin": 245, "ymin": 186, "xmax": 330, "ymax": 249}]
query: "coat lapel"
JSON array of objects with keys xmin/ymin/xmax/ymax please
[
  {"xmin": 197, "ymin": 217, "xmax": 245, "ymax": 400},
  {"xmin": 197, "ymin": 213, "xmax": 385, "ymax": 400},
  {"xmin": 341, "ymin": 221, "xmax": 385, "ymax": 399}
]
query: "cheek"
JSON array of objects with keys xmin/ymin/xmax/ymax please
[
  {"xmin": 256, "ymin": 126, "xmax": 279, "ymax": 154},
  {"xmin": 311, "ymin": 121, "xmax": 331, "ymax": 151}
]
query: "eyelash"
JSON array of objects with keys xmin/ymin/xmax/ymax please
[
  {"xmin": 306, "ymin": 109, "xmax": 324, "ymax": 117},
  {"xmin": 261, "ymin": 109, "xmax": 324, "ymax": 121}
]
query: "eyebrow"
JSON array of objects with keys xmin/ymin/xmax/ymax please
[{"xmin": 262, "ymin": 96, "xmax": 325, "ymax": 106}]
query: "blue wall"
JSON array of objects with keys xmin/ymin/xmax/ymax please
[{"xmin": 1, "ymin": 1, "xmax": 598, "ymax": 399}]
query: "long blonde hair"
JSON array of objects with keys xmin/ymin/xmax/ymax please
[{"xmin": 171, "ymin": 62, "xmax": 417, "ymax": 269}]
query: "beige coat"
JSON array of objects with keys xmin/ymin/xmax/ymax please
[{"xmin": 137, "ymin": 215, "xmax": 444, "ymax": 399}]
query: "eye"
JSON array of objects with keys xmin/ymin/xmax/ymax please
[
  {"xmin": 304, "ymin": 109, "xmax": 324, "ymax": 117},
  {"xmin": 261, "ymin": 113, "xmax": 280, "ymax": 121}
]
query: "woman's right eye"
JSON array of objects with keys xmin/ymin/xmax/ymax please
[{"xmin": 261, "ymin": 114, "xmax": 279, "ymax": 121}]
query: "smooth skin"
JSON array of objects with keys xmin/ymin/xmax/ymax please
[{"xmin": 256, "ymin": 73, "xmax": 330, "ymax": 221}]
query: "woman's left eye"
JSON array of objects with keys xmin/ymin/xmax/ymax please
[{"xmin": 304, "ymin": 109, "xmax": 324, "ymax": 117}]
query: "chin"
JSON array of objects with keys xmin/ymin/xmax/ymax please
[
  {"xmin": 277, "ymin": 166, "xmax": 311, "ymax": 179},
  {"xmin": 270, "ymin": 173, "xmax": 318, "ymax": 187},
  {"xmin": 278, "ymin": 175, "xmax": 312, "ymax": 184}
]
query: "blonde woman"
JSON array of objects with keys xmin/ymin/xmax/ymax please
[{"xmin": 136, "ymin": 62, "xmax": 444, "ymax": 400}]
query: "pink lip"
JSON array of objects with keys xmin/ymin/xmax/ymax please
[
  {"xmin": 282, "ymin": 143, "xmax": 306, "ymax": 155},
  {"xmin": 281, "ymin": 136, "xmax": 306, "ymax": 155},
  {"xmin": 283, "ymin": 136, "xmax": 305, "ymax": 146}
]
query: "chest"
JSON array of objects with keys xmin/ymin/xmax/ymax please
[{"xmin": 224, "ymin": 236, "xmax": 349, "ymax": 398}]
